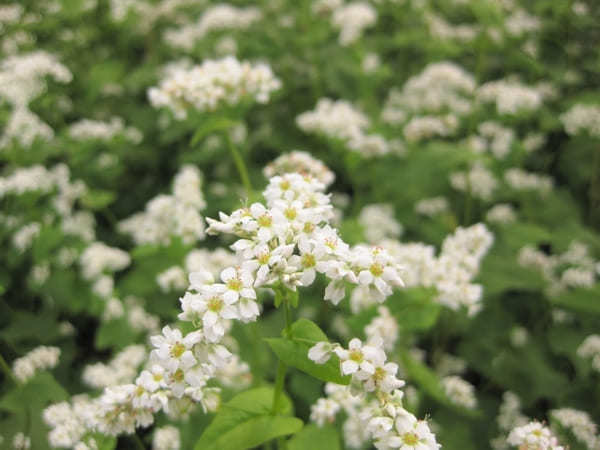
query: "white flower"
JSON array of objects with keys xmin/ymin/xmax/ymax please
[
  {"xmin": 308, "ymin": 342, "xmax": 335, "ymax": 364},
  {"xmin": 150, "ymin": 326, "xmax": 202, "ymax": 373},
  {"xmin": 220, "ymin": 266, "xmax": 256, "ymax": 304}
]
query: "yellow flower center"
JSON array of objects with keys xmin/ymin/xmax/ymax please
[
  {"xmin": 302, "ymin": 253, "xmax": 316, "ymax": 268},
  {"xmin": 227, "ymin": 278, "xmax": 242, "ymax": 291},
  {"xmin": 280, "ymin": 180, "xmax": 290, "ymax": 190},
  {"xmin": 285, "ymin": 207, "xmax": 297, "ymax": 220},
  {"xmin": 303, "ymin": 222, "xmax": 315, "ymax": 233},
  {"xmin": 349, "ymin": 349, "xmax": 363, "ymax": 362},
  {"xmin": 370, "ymin": 263, "xmax": 384, "ymax": 277},
  {"xmin": 403, "ymin": 433, "xmax": 419, "ymax": 446},
  {"xmin": 373, "ymin": 366, "xmax": 386, "ymax": 382},
  {"xmin": 170, "ymin": 342, "xmax": 186, "ymax": 358},
  {"xmin": 135, "ymin": 386, "xmax": 145, "ymax": 396},
  {"xmin": 208, "ymin": 297, "xmax": 223, "ymax": 312},
  {"xmin": 258, "ymin": 214, "xmax": 272, "ymax": 227},
  {"xmin": 172, "ymin": 369, "xmax": 184, "ymax": 383},
  {"xmin": 258, "ymin": 252, "xmax": 270, "ymax": 265},
  {"xmin": 153, "ymin": 373, "xmax": 163, "ymax": 382}
]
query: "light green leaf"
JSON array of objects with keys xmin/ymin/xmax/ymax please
[
  {"xmin": 386, "ymin": 288, "xmax": 441, "ymax": 331},
  {"xmin": 194, "ymin": 387, "xmax": 303, "ymax": 450},
  {"xmin": 265, "ymin": 319, "xmax": 350, "ymax": 385},
  {"xmin": 287, "ymin": 424, "xmax": 341, "ymax": 450}
]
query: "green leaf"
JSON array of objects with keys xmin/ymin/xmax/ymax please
[
  {"xmin": 190, "ymin": 117, "xmax": 236, "ymax": 146},
  {"xmin": 550, "ymin": 286, "xmax": 600, "ymax": 315},
  {"xmin": 400, "ymin": 352, "xmax": 479, "ymax": 418},
  {"xmin": 194, "ymin": 387, "xmax": 303, "ymax": 450},
  {"xmin": 386, "ymin": 288, "xmax": 442, "ymax": 331},
  {"xmin": 80, "ymin": 189, "xmax": 116, "ymax": 210},
  {"xmin": 287, "ymin": 424, "xmax": 341, "ymax": 450},
  {"xmin": 0, "ymin": 372, "xmax": 68, "ymax": 450},
  {"xmin": 265, "ymin": 319, "xmax": 350, "ymax": 385}
]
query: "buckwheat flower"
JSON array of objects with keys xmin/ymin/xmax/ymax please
[
  {"xmin": 153, "ymin": 425, "xmax": 180, "ymax": 450},
  {"xmin": 486, "ymin": 204, "xmax": 517, "ymax": 224},
  {"xmin": 220, "ymin": 266, "xmax": 256, "ymax": 304},
  {"xmin": 150, "ymin": 326, "xmax": 202, "ymax": 374},
  {"xmin": 560, "ymin": 104, "xmax": 600, "ymax": 138},
  {"xmin": 308, "ymin": 342, "xmax": 336, "ymax": 364},
  {"xmin": 264, "ymin": 151, "xmax": 335, "ymax": 187},
  {"xmin": 353, "ymin": 246, "xmax": 404, "ymax": 302},
  {"xmin": 577, "ymin": 335, "xmax": 600, "ymax": 372},
  {"xmin": 157, "ymin": 266, "xmax": 188, "ymax": 292},
  {"xmin": 331, "ymin": 2, "xmax": 377, "ymax": 45},
  {"xmin": 415, "ymin": 197, "xmax": 449, "ymax": 217},
  {"xmin": 12, "ymin": 433, "xmax": 31, "ymax": 450},
  {"xmin": 311, "ymin": 398, "xmax": 341, "ymax": 426},
  {"xmin": 507, "ymin": 421, "xmax": 564, "ymax": 450},
  {"xmin": 365, "ymin": 306, "xmax": 398, "ymax": 351},
  {"xmin": 13, "ymin": 346, "xmax": 61, "ymax": 383},
  {"xmin": 359, "ymin": 204, "xmax": 403, "ymax": 244},
  {"xmin": 379, "ymin": 411, "xmax": 440, "ymax": 450},
  {"xmin": 137, "ymin": 365, "xmax": 168, "ymax": 393},
  {"xmin": 551, "ymin": 408, "xmax": 598, "ymax": 450},
  {"xmin": 335, "ymin": 338, "xmax": 381, "ymax": 377},
  {"xmin": 450, "ymin": 163, "xmax": 498, "ymax": 201},
  {"xmin": 442, "ymin": 376, "xmax": 477, "ymax": 409},
  {"xmin": 192, "ymin": 286, "xmax": 239, "ymax": 342}
]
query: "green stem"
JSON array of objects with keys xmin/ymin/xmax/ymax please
[
  {"xmin": 271, "ymin": 299, "xmax": 294, "ymax": 416},
  {"xmin": 589, "ymin": 146, "xmax": 600, "ymax": 225},
  {"xmin": 225, "ymin": 133, "xmax": 252, "ymax": 198},
  {"xmin": 0, "ymin": 352, "xmax": 17, "ymax": 385},
  {"xmin": 131, "ymin": 433, "xmax": 145, "ymax": 450},
  {"xmin": 271, "ymin": 359, "xmax": 287, "ymax": 416}
]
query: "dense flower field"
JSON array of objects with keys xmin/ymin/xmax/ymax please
[{"xmin": 1, "ymin": 0, "xmax": 600, "ymax": 449}]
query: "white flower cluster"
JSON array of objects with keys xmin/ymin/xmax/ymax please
[
  {"xmin": 43, "ymin": 395, "xmax": 100, "ymax": 449},
  {"xmin": 309, "ymin": 338, "xmax": 440, "ymax": 449},
  {"xmin": 450, "ymin": 163, "xmax": 498, "ymax": 200},
  {"xmin": 164, "ymin": 4, "xmax": 262, "ymax": 51},
  {"xmin": 491, "ymin": 391, "xmax": 529, "ymax": 449},
  {"xmin": 44, "ymin": 169, "xmax": 403, "ymax": 440},
  {"xmin": 297, "ymin": 98, "xmax": 390, "ymax": 157},
  {"xmin": 359, "ymin": 204, "xmax": 403, "ymax": 244},
  {"xmin": 467, "ymin": 121, "xmax": 515, "ymax": 159},
  {"xmin": 12, "ymin": 432, "xmax": 31, "ymax": 450},
  {"xmin": 80, "ymin": 242, "xmax": 131, "ymax": 282},
  {"xmin": 560, "ymin": 104, "xmax": 600, "ymax": 138},
  {"xmin": 119, "ymin": 165, "xmax": 206, "ymax": 245},
  {"xmin": 264, "ymin": 151, "xmax": 335, "ymax": 187},
  {"xmin": 441, "ymin": 375, "xmax": 477, "ymax": 409},
  {"xmin": 486, "ymin": 203, "xmax": 517, "ymax": 225},
  {"xmin": 504, "ymin": 8, "xmax": 541, "ymax": 37},
  {"xmin": 507, "ymin": 421, "xmax": 564, "ymax": 450},
  {"xmin": 82, "ymin": 345, "xmax": 147, "ymax": 389},
  {"xmin": 12, "ymin": 222, "xmax": 41, "ymax": 253},
  {"xmin": 403, "ymin": 115, "xmax": 459, "ymax": 142},
  {"xmin": 478, "ymin": 79, "xmax": 544, "ymax": 115},
  {"xmin": 153, "ymin": 425, "xmax": 181, "ymax": 450},
  {"xmin": 331, "ymin": 2, "xmax": 377, "ymax": 46},
  {"xmin": 504, "ymin": 168, "xmax": 553, "ymax": 195},
  {"xmin": 0, "ymin": 164, "xmax": 94, "ymax": 242},
  {"xmin": 148, "ymin": 56, "xmax": 281, "ymax": 119},
  {"xmin": 157, "ymin": 266, "xmax": 188, "ymax": 293},
  {"xmin": 577, "ymin": 335, "xmax": 600, "ymax": 373},
  {"xmin": 415, "ymin": 196, "xmax": 449, "ymax": 217},
  {"xmin": 383, "ymin": 62, "xmax": 476, "ymax": 119},
  {"xmin": 518, "ymin": 240, "xmax": 597, "ymax": 296},
  {"xmin": 365, "ymin": 306, "xmax": 398, "ymax": 351},
  {"xmin": 380, "ymin": 223, "xmax": 494, "ymax": 315},
  {"xmin": 0, "ymin": 51, "xmax": 72, "ymax": 149},
  {"xmin": 68, "ymin": 117, "xmax": 143, "ymax": 143},
  {"xmin": 207, "ymin": 172, "xmax": 403, "ymax": 304},
  {"xmin": 12, "ymin": 346, "xmax": 61, "ymax": 383},
  {"xmin": 551, "ymin": 408, "xmax": 598, "ymax": 450},
  {"xmin": 425, "ymin": 12, "xmax": 478, "ymax": 43}
]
